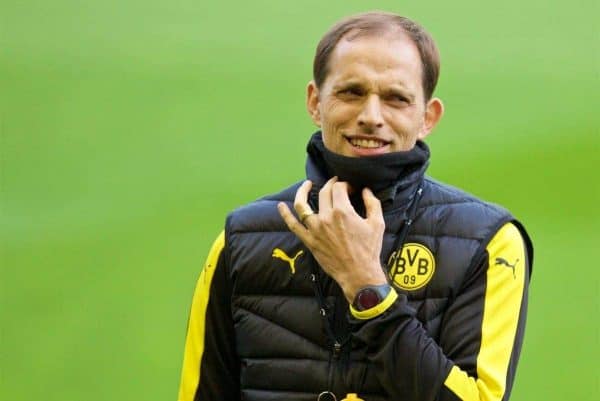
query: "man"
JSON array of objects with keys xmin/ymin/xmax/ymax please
[{"xmin": 178, "ymin": 11, "xmax": 533, "ymax": 401}]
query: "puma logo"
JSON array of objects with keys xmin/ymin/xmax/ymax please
[
  {"xmin": 272, "ymin": 248, "xmax": 304, "ymax": 274},
  {"xmin": 495, "ymin": 257, "xmax": 519, "ymax": 278}
]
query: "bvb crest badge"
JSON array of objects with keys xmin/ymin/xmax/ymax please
[{"xmin": 387, "ymin": 243, "xmax": 435, "ymax": 290}]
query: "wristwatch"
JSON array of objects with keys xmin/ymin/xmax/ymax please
[{"xmin": 352, "ymin": 283, "xmax": 392, "ymax": 311}]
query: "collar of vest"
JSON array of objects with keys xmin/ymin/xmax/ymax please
[{"xmin": 305, "ymin": 131, "xmax": 430, "ymax": 214}]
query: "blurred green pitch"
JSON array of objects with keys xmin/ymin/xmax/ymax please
[{"xmin": 1, "ymin": 1, "xmax": 598, "ymax": 400}]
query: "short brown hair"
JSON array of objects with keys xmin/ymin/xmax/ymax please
[{"xmin": 313, "ymin": 11, "xmax": 440, "ymax": 100}]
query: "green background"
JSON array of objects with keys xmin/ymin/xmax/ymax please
[{"xmin": 2, "ymin": 0, "xmax": 598, "ymax": 400}]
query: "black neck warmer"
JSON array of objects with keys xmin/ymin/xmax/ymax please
[{"xmin": 305, "ymin": 132, "xmax": 430, "ymax": 212}]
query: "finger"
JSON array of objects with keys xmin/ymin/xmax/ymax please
[
  {"xmin": 277, "ymin": 202, "xmax": 312, "ymax": 244},
  {"xmin": 331, "ymin": 181, "xmax": 354, "ymax": 211},
  {"xmin": 363, "ymin": 187, "xmax": 384, "ymax": 223},
  {"xmin": 293, "ymin": 180, "xmax": 313, "ymax": 217},
  {"xmin": 318, "ymin": 176, "xmax": 338, "ymax": 213}
]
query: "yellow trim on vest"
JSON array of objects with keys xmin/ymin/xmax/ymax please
[
  {"xmin": 444, "ymin": 366, "xmax": 481, "ymax": 400},
  {"xmin": 350, "ymin": 287, "xmax": 398, "ymax": 320},
  {"xmin": 443, "ymin": 223, "xmax": 526, "ymax": 400},
  {"xmin": 177, "ymin": 231, "xmax": 225, "ymax": 401}
]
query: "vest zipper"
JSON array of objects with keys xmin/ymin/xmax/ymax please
[{"xmin": 327, "ymin": 349, "xmax": 335, "ymax": 395}]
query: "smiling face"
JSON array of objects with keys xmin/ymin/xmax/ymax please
[{"xmin": 307, "ymin": 32, "xmax": 444, "ymax": 157}]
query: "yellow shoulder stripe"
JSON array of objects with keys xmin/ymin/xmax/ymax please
[
  {"xmin": 177, "ymin": 231, "xmax": 225, "ymax": 401},
  {"xmin": 350, "ymin": 287, "xmax": 398, "ymax": 320},
  {"xmin": 444, "ymin": 222, "xmax": 526, "ymax": 401}
]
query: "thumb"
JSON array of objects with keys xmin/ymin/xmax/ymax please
[{"xmin": 362, "ymin": 187, "xmax": 383, "ymax": 221}]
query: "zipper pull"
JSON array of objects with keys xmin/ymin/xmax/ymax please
[{"xmin": 333, "ymin": 341, "xmax": 342, "ymax": 358}]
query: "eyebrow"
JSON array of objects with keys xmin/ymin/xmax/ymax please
[
  {"xmin": 334, "ymin": 81, "xmax": 416, "ymax": 102},
  {"xmin": 333, "ymin": 81, "xmax": 365, "ymax": 91}
]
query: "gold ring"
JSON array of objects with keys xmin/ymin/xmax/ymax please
[{"xmin": 299, "ymin": 209, "xmax": 315, "ymax": 224}]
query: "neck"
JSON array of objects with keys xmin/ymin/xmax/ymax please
[{"xmin": 305, "ymin": 131, "xmax": 430, "ymax": 212}]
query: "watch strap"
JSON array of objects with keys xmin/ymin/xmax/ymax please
[{"xmin": 350, "ymin": 284, "xmax": 398, "ymax": 320}]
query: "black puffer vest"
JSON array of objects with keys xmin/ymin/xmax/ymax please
[{"xmin": 224, "ymin": 142, "xmax": 528, "ymax": 401}]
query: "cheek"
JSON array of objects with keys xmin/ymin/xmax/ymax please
[
  {"xmin": 388, "ymin": 107, "xmax": 424, "ymax": 133},
  {"xmin": 321, "ymin": 100, "xmax": 356, "ymax": 129}
]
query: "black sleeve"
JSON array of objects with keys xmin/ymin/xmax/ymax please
[
  {"xmin": 350, "ymin": 222, "xmax": 531, "ymax": 401},
  {"xmin": 177, "ymin": 231, "xmax": 240, "ymax": 401}
]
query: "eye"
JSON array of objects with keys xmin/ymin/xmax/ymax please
[
  {"xmin": 386, "ymin": 93, "xmax": 411, "ymax": 106},
  {"xmin": 338, "ymin": 87, "xmax": 364, "ymax": 97}
]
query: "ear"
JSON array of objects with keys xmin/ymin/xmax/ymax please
[
  {"xmin": 418, "ymin": 97, "xmax": 444, "ymax": 140},
  {"xmin": 306, "ymin": 80, "xmax": 321, "ymax": 126}
]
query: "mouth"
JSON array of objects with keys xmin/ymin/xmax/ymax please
[
  {"xmin": 346, "ymin": 137, "xmax": 389, "ymax": 148},
  {"xmin": 345, "ymin": 136, "xmax": 391, "ymax": 156}
]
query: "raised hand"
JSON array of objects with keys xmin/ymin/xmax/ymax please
[{"xmin": 277, "ymin": 177, "xmax": 387, "ymax": 302}]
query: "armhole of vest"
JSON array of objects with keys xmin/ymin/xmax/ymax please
[
  {"xmin": 463, "ymin": 215, "xmax": 515, "ymax": 288},
  {"xmin": 510, "ymin": 219, "xmax": 534, "ymax": 277},
  {"xmin": 223, "ymin": 215, "xmax": 233, "ymax": 275}
]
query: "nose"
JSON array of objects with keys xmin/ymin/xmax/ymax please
[{"xmin": 358, "ymin": 95, "xmax": 384, "ymax": 130}]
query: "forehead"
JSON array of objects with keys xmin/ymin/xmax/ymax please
[{"xmin": 326, "ymin": 33, "xmax": 423, "ymax": 90}]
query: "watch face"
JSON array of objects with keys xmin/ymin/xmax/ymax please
[{"xmin": 356, "ymin": 288, "xmax": 380, "ymax": 310}]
